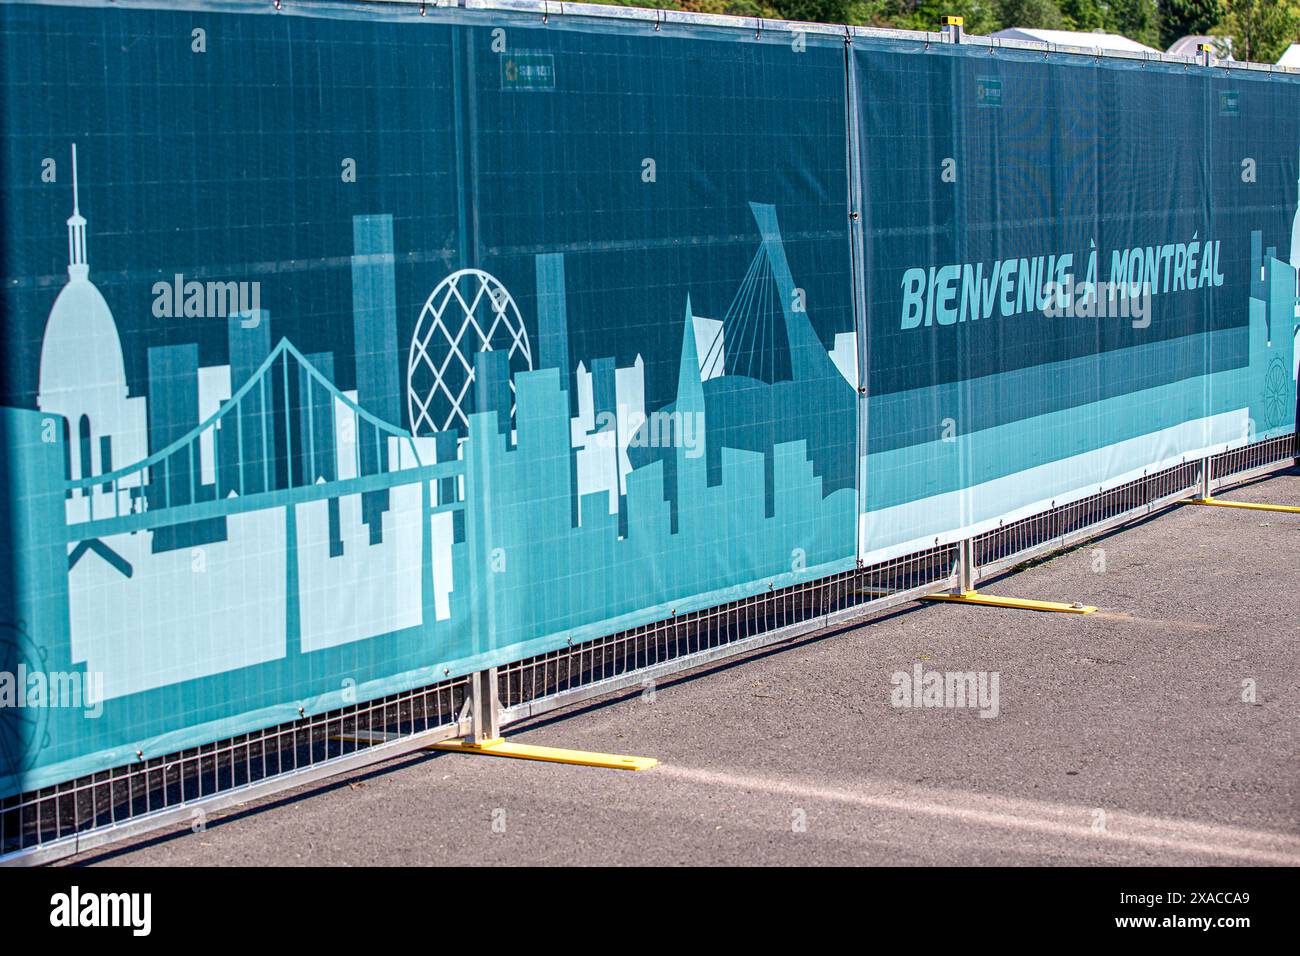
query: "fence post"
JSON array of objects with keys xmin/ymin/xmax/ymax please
[
  {"xmin": 468, "ymin": 667, "xmax": 501, "ymax": 744},
  {"xmin": 941, "ymin": 15, "xmax": 963, "ymax": 44},
  {"xmin": 1199, "ymin": 456, "xmax": 1213, "ymax": 500},
  {"xmin": 956, "ymin": 537, "xmax": 975, "ymax": 593}
]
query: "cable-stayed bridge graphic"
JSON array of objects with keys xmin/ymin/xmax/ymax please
[{"xmin": 633, "ymin": 202, "xmax": 859, "ymax": 504}]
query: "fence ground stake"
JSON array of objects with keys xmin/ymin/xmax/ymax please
[
  {"xmin": 1183, "ymin": 497, "xmax": 1300, "ymax": 514},
  {"xmin": 923, "ymin": 591, "xmax": 1098, "ymax": 614},
  {"xmin": 330, "ymin": 730, "xmax": 658, "ymax": 770},
  {"xmin": 430, "ymin": 738, "xmax": 658, "ymax": 771}
]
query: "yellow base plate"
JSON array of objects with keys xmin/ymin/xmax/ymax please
[
  {"xmin": 331, "ymin": 731, "xmax": 657, "ymax": 770},
  {"xmin": 1185, "ymin": 497, "xmax": 1300, "ymax": 514},
  {"xmin": 431, "ymin": 737, "xmax": 658, "ymax": 771},
  {"xmin": 923, "ymin": 590, "xmax": 1097, "ymax": 614}
]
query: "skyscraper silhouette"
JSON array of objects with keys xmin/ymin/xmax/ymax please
[{"xmin": 352, "ymin": 214, "xmax": 402, "ymax": 544}]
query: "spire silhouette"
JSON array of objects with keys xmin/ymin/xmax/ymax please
[
  {"xmin": 676, "ymin": 293, "xmax": 704, "ymax": 416},
  {"xmin": 66, "ymin": 143, "xmax": 88, "ymax": 280}
]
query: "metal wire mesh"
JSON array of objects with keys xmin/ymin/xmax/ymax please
[
  {"xmin": 1211, "ymin": 433, "xmax": 1296, "ymax": 485},
  {"xmin": 974, "ymin": 459, "xmax": 1203, "ymax": 570},
  {"xmin": 498, "ymin": 542, "xmax": 959, "ymax": 713},
  {"xmin": 1, "ymin": 675, "xmax": 467, "ymax": 862}
]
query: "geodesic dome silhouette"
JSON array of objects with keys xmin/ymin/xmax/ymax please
[{"xmin": 407, "ymin": 268, "xmax": 533, "ymax": 434}]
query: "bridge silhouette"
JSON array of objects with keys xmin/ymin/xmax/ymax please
[{"xmin": 62, "ymin": 338, "xmax": 463, "ymax": 544}]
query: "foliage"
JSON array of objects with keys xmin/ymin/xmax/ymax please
[
  {"xmin": 1214, "ymin": 0, "xmax": 1300, "ymax": 63},
  {"xmin": 1159, "ymin": 0, "xmax": 1225, "ymax": 48},
  {"xmin": 597, "ymin": 0, "xmax": 1300, "ymax": 64}
]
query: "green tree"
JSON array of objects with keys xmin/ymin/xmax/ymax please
[
  {"xmin": 843, "ymin": 0, "xmax": 895, "ymax": 25},
  {"xmin": 997, "ymin": 0, "xmax": 1066, "ymax": 30},
  {"xmin": 1216, "ymin": 0, "xmax": 1299, "ymax": 62},
  {"xmin": 1107, "ymin": 0, "xmax": 1162, "ymax": 47},
  {"xmin": 771, "ymin": 0, "xmax": 854, "ymax": 22},
  {"xmin": 1159, "ymin": 0, "xmax": 1225, "ymax": 49},
  {"xmin": 683, "ymin": 0, "xmax": 780, "ymax": 15},
  {"xmin": 883, "ymin": 0, "xmax": 999, "ymax": 34},
  {"xmin": 1060, "ymin": 0, "xmax": 1107, "ymax": 31}
]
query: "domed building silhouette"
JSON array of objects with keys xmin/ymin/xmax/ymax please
[{"xmin": 37, "ymin": 145, "xmax": 147, "ymax": 523}]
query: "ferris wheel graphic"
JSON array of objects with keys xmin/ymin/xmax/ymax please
[
  {"xmin": 407, "ymin": 269, "xmax": 533, "ymax": 434},
  {"xmin": 1261, "ymin": 356, "xmax": 1289, "ymax": 430},
  {"xmin": 0, "ymin": 621, "xmax": 51, "ymax": 780}
]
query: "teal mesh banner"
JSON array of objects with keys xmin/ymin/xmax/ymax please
[
  {"xmin": 855, "ymin": 39, "xmax": 1300, "ymax": 559},
  {"xmin": 0, "ymin": 0, "xmax": 1297, "ymax": 797}
]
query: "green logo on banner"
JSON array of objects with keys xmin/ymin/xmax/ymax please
[
  {"xmin": 501, "ymin": 53, "xmax": 555, "ymax": 92},
  {"xmin": 1220, "ymin": 90, "xmax": 1240, "ymax": 114},
  {"xmin": 976, "ymin": 77, "xmax": 1002, "ymax": 107}
]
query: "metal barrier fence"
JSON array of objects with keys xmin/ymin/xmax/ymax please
[
  {"xmin": 2, "ymin": 675, "xmax": 470, "ymax": 865},
  {"xmin": 2, "ymin": 431, "xmax": 1292, "ymax": 865}
]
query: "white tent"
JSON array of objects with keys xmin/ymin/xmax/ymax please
[
  {"xmin": 992, "ymin": 28, "xmax": 1160, "ymax": 54},
  {"xmin": 1279, "ymin": 44, "xmax": 1300, "ymax": 68}
]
